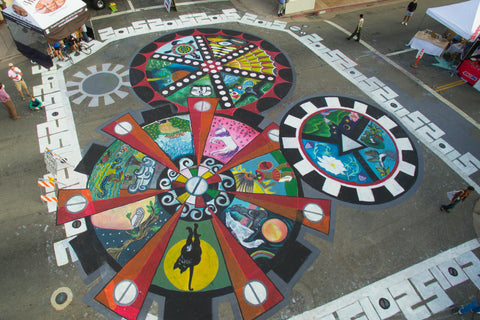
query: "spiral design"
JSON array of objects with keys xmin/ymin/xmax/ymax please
[
  {"xmin": 179, "ymin": 157, "xmax": 194, "ymax": 169},
  {"xmin": 220, "ymin": 175, "xmax": 235, "ymax": 189},
  {"xmin": 203, "ymin": 158, "xmax": 216, "ymax": 167},
  {"xmin": 211, "ymin": 164, "xmax": 222, "ymax": 173},
  {"xmin": 159, "ymin": 177, "xmax": 172, "ymax": 189},
  {"xmin": 161, "ymin": 192, "xmax": 176, "ymax": 205},
  {"xmin": 215, "ymin": 192, "xmax": 230, "ymax": 206},
  {"xmin": 190, "ymin": 209, "xmax": 203, "ymax": 221},
  {"xmin": 179, "ymin": 204, "xmax": 188, "ymax": 217},
  {"xmin": 168, "ymin": 169, "xmax": 179, "ymax": 179}
]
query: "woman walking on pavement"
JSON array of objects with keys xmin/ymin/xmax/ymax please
[{"xmin": 0, "ymin": 83, "xmax": 20, "ymax": 120}]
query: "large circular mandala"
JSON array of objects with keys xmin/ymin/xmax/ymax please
[
  {"xmin": 279, "ymin": 95, "xmax": 420, "ymax": 205},
  {"xmin": 56, "ymin": 103, "xmax": 332, "ymax": 320},
  {"xmin": 130, "ymin": 28, "xmax": 294, "ymax": 114}
]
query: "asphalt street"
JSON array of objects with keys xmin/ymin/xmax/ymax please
[{"xmin": 1, "ymin": 0, "xmax": 480, "ymax": 319}]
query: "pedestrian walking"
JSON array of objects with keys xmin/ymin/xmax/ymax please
[
  {"xmin": 440, "ymin": 186, "xmax": 475, "ymax": 213},
  {"xmin": 347, "ymin": 14, "xmax": 364, "ymax": 42},
  {"xmin": 455, "ymin": 293, "xmax": 480, "ymax": 315},
  {"xmin": 0, "ymin": 83, "xmax": 20, "ymax": 120},
  {"xmin": 7, "ymin": 63, "xmax": 32, "ymax": 101},
  {"xmin": 401, "ymin": 0, "xmax": 417, "ymax": 26},
  {"xmin": 277, "ymin": 0, "xmax": 286, "ymax": 17}
]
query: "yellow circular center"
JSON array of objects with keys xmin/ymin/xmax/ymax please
[{"xmin": 163, "ymin": 239, "xmax": 219, "ymax": 291}]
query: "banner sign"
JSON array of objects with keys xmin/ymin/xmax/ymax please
[{"xmin": 1, "ymin": 0, "xmax": 87, "ymax": 30}]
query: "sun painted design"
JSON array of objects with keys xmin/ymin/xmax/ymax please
[
  {"xmin": 55, "ymin": 98, "xmax": 333, "ymax": 320},
  {"xmin": 66, "ymin": 64, "xmax": 130, "ymax": 107},
  {"xmin": 129, "ymin": 28, "xmax": 294, "ymax": 114}
]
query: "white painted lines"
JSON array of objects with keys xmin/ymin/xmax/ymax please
[
  {"xmin": 385, "ymin": 48, "xmax": 416, "ymax": 56},
  {"xmin": 291, "ymin": 239, "xmax": 480, "ymax": 320}
]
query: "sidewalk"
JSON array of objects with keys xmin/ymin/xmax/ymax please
[
  {"xmin": 229, "ymin": 0, "xmax": 402, "ymax": 18},
  {"xmin": 0, "ymin": 20, "xmax": 21, "ymax": 62}
]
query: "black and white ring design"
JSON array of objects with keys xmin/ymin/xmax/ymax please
[{"xmin": 279, "ymin": 95, "xmax": 420, "ymax": 205}]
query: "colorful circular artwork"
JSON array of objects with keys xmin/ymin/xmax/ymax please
[
  {"xmin": 129, "ymin": 28, "xmax": 294, "ymax": 114},
  {"xmin": 56, "ymin": 103, "xmax": 332, "ymax": 320},
  {"xmin": 279, "ymin": 95, "xmax": 420, "ymax": 205}
]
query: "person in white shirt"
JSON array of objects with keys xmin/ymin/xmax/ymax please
[
  {"xmin": 347, "ymin": 14, "xmax": 364, "ymax": 42},
  {"xmin": 7, "ymin": 63, "xmax": 32, "ymax": 101}
]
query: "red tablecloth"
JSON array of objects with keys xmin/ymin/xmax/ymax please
[{"xmin": 458, "ymin": 59, "xmax": 480, "ymax": 85}]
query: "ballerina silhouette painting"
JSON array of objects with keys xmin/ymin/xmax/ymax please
[{"xmin": 173, "ymin": 223, "xmax": 203, "ymax": 291}]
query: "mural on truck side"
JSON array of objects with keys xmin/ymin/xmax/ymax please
[{"xmin": 129, "ymin": 28, "xmax": 294, "ymax": 114}]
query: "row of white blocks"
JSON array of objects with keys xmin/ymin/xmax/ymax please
[{"xmin": 292, "ymin": 240, "xmax": 480, "ymax": 320}]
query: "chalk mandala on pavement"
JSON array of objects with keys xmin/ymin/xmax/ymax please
[
  {"xmin": 129, "ymin": 28, "xmax": 294, "ymax": 114},
  {"xmin": 56, "ymin": 101, "xmax": 333, "ymax": 320},
  {"xmin": 280, "ymin": 95, "xmax": 420, "ymax": 205}
]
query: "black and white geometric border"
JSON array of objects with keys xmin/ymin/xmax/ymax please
[{"xmin": 280, "ymin": 95, "xmax": 420, "ymax": 205}]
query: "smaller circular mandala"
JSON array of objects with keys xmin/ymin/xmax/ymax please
[
  {"xmin": 279, "ymin": 95, "xmax": 420, "ymax": 205},
  {"xmin": 129, "ymin": 28, "xmax": 294, "ymax": 114}
]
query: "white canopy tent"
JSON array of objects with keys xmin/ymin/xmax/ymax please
[{"xmin": 426, "ymin": 0, "xmax": 480, "ymax": 40}]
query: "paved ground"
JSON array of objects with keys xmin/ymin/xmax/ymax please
[{"xmin": 2, "ymin": 0, "xmax": 480, "ymax": 320}]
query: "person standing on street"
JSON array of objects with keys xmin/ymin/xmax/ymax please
[
  {"xmin": 440, "ymin": 186, "xmax": 475, "ymax": 213},
  {"xmin": 7, "ymin": 63, "xmax": 32, "ymax": 101},
  {"xmin": 80, "ymin": 24, "xmax": 90, "ymax": 42},
  {"xmin": 347, "ymin": 14, "xmax": 364, "ymax": 42},
  {"xmin": 277, "ymin": 0, "xmax": 286, "ymax": 17},
  {"xmin": 0, "ymin": 83, "xmax": 20, "ymax": 120},
  {"xmin": 401, "ymin": 0, "xmax": 417, "ymax": 26}
]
